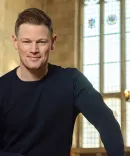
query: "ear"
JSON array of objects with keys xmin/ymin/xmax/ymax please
[
  {"xmin": 51, "ymin": 34, "xmax": 57, "ymax": 50},
  {"xmin": 12, "ymin": 35, "xmax": 18, "ymax": 50}
]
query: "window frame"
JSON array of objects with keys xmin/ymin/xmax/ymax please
[{"xmin": 73, "ymin": 0, "xmax": 127, "ymax": 150}]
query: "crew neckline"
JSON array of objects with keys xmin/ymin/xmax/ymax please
[{"xmin": 14, "ymin": 63, "xmax": 52, "ymax": 84}]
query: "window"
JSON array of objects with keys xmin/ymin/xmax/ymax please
[
  {"xmin": 80, "ymin": 0, "xmax": 129, "ymax": 148},
  {"xmin": 125, "ymin": 0, "xmax": 130, "ymax": 147}
]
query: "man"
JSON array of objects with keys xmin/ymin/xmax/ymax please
[{"xmin": 0, "ymin": 8, "xmax": 124, "ymax": 156}]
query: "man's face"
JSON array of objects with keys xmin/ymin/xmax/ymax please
[{"xmin": 12, "ymin": 23, "xmax": 56, "ymax": 70}]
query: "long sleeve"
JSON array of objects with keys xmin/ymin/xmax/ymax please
[{"xmin": 74, "ymin": 69, "xmax": 125, "ymax": 156}]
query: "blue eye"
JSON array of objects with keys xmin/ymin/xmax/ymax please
[
  {"xmin": 23, "ymin": 41, "xmax": 31, "ymax": 43},
  {"xmin": 37, "ymin": 41, "xmax": 47, "ymax": 43}
]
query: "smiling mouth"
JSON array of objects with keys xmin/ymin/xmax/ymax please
[
  {"xmin": 29, "ymin": 57, "xmax": 41, "ymax": 60},
  {"xmin": 30, "ymin": 57, "xmax": 40, "ymax": 58}
]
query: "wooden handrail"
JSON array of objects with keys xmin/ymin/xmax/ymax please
[{"xmin": 71, "ymin": 147, "xmax": 130, "ymax": 154}]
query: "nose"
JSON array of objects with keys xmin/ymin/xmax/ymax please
[{"xmin": 30, "ymin": 42, "xmax": 39, "ymax": 53}]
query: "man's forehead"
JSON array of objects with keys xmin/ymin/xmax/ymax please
[
  {"xmin": 17, "ymin": 24, "xmax": 51, "ymax": 39},
  {"xmin": 18, "ymin": 24, "xmax": 50, "ymax": 33}
]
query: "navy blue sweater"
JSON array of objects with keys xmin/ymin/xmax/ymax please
[{"xmin": 0, "ymin": 64, "xmax": 124, "ymax": 156}]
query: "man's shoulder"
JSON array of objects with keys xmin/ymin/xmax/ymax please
[
  {"xmin": 0, "ymin": 68, "xmax": 17, "ymax": 84},
  {"xmin": 52, "ymin": 64, "xmax": 92, "ymax": 86},
  {"xmin": 50, "ymin": 63, "xmax": 79, "ymax": 78},
  {"xmin": 0, "ymin": 69, "xmax": 17, "ymax": 102}
]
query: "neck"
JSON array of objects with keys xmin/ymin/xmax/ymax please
[{"xmin": 17, "ymin": 63, "xmax": 48, "ymax": 82}]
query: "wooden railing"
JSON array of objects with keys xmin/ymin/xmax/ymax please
[{"xmin": 71, "ymin": 147, "xmax": 130, "ymax": 156}]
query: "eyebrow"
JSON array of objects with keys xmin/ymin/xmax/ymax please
[{"xmin": 21, "ymin": 38, "xmax": 48, "ymax": 41}]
